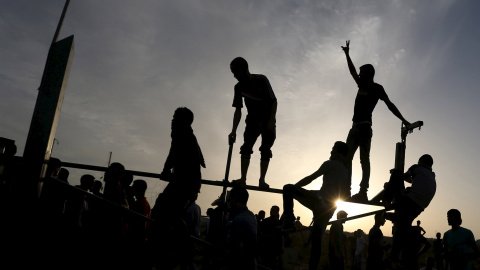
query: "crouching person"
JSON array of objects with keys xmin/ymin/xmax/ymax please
[{"xmin": 281, "ymin": 141, "xmax": 350, "ymax": 270}]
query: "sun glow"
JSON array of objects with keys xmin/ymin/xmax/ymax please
[{"xmin": 334, "ymin": 199, "xmax": 376, "ymax": 220}]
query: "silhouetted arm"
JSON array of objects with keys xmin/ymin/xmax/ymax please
[
  {"xmin": 267, "ymin": 100, "xmax": 277, "ymax": 131},
  {"xmin": 229, "ymin": 107, "xmax": 242, "ymax": 144},
  {"xmin": 295, "ymin": 161, "xmax": 328, "ymax": 187},
  {"xmin": 342, "ymin": 40, "xmax": 360, "ymax": 85},
  {"xmin": 383, "ymin": 97, "xmax": 411, "ymax": 126}
]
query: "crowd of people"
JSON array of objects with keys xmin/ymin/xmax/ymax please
[{"xmin": 1, "ymin": 40, "xmax": 479, "ymax": 269}]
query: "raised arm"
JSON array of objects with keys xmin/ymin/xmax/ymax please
[{"xmin": 342, "ymin": 40, "xmax": 360, "ymax": 84}]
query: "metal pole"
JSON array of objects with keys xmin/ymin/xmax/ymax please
[{"xmin": 51, "ymin": 0, "xmax": 71, "ymax": 45}]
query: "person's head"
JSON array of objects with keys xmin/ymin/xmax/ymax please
[
  {"xmin": 46, "ymin": 157, "xmax": 62, "ymax": 177},
  {"xmin": 230, "ymin": 57, "xmax": 250, "ymax": 82},
  {"xmin": 417, "ymin": 220, "xmax": 421, "ymax": 226},
  {"xmin": 172, "ymin": 107, "xmax": 194, "ymax": 128},
  {"xmin": 132, "ymin": 179, "xmax": 147, "ymax": 199},
  {"xmin": 258, "ymin": 210, "xmax": 266, "ymax": 220},
  {"xmin": 80, "ymin": 174, "xmax": 95, "ymax": 191},
  {"xmin": 228, "ymin": 186, "xmax": 249, "ymax": 209},
  {"xmin": 447, "ymin": 209, "xmax": 462, "ymax": 227},
  {"xmin": 374, "ymin": 212, "xmax": 386, "ymax": 226},
  {"xmin": 296, "ymin": 216, "xmax": 301, "ymax": 221},
  {"xmin": 332, "ymin": 141, "xmax": 348, "ymax": 157},
  {"xmin": 337, "ymin": 210, "xmax": 348, "ymax": 220},
  {"xmin": 104, "ymin": 162, "xmax": 125, "ymax": 183},
  {"xmin": 418, "ymin": 154, "xmax": 433, "ymax": 169},
  {"xmin": 270, "ymin": 205, "xmax": 280, "ymax": 218},
  {"xmin": 120, "ymin": 171, "xmax": 134, "ymax": 187},
  {"xmin": 436, "ymin": 232, "xmax": 441, "ymax": 239},
  {"xmin": 58, "ymin": 168, "xmax": 69, "ymax": 181},
  {"xmin": 359, "ymin": 64, "xmax": 375, "ymax": 81}
]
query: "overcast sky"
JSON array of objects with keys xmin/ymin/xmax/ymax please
[{"xmin": 2, "ymin": 0, "xmax": 480, "ymax": 238}]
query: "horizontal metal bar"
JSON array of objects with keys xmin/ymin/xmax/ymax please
[{"xmin": 61, "ymin": 161, "xmax": 283, "ymax": 194}]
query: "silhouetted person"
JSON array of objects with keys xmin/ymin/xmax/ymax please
[
  {"xmin": 443, "ymin": 209, "xmax": 479, "ymax": 270},
  {"xmin": 354, "ymin": 229, "xmax": 366, "ymax": 270},
  {"xmin": 151, "ymin": 107, "xmax": 205, "ymax": 269},
  {"xmin": 229, "ymin": 57, "xmax": 277, "ymax": 189},
  {"xmin": 103, "ymin": 162, "xmax": 128, "ymax": 207},
  {"xmin": 383, "ymin": 154, "xmax": 436, "ymax": 265},
  {"xmin": 227, "ymin": 186, "xmax": 257, "ymax": 270},
  {"xmin": 65, "ymin": 174, "xmax": 95, "ymax": 229},
  {"xmin": 153, "ymin": 107, "xmax": 206, "ymax": 222},
  {"xmin": 127, "ymin": 179, "xmax": 151, "ymax": 270},
  {"xmin": 341, "ymin": 40, "xmax": 410, "ymax": 203},
  {"xmin": 415, "ymin": 220, "xmax": 426, "ymax": 235},
  {"xmin": 281, "ymin": 141, "xmax": 350, "ymax": 270},
  {"xmin": 295, "ymin": 216, "xmax": 304, "ymax": 229},
  {"xmin": 57, "ymin": 168, "xmax": 70, "ymax": 183},
  {"xmin": 100, "ymin": 162, "xmax": 128, "ymax": 269},
  {"xmin": 366, "ymin": 213, "xmax": 386, "ymax": 270},
  {"xmin": 258, "ymin": 205, "xmax": 282, "ymax": 270},
  {"xmin": 256, "ymin": 210, "xmax": 266, "ymax": 225},
  {"xmin": 433, "ymin": 232, "xmax": 444, "ymax": 270},
  {"xmin": 329, "ymin": 210, "xmax": 348, "ymax": 270},
  {"xmin": 39, "ymin": 157, "xmax": 64, "ymax": 220},
  {"xmin": 128, "ymin": 179, "xmax": 151, "ymax": 242}
]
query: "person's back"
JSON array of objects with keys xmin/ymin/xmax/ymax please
[{"xmin": 228, "ymin": 186, "xmax": 257, "ymax": 270}]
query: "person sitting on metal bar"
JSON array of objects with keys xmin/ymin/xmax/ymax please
[
  {"xmin": 281, "ymin": 141, "xmax": 350, "ymax": 270},
  {"xmin": 382, "ymin": 154, "xmax": 436, "ymax": 267}
]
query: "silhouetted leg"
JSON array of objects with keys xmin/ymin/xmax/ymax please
[
  {"xmin": 259, "ymin": 127, "xmax": 275, "ymax": 186},
  {"xmin": 240, "ymin": 155, "xmax": 250, "ymax": 181},
  {"xmin": 346, "ymin": 127, "xmax": 361, "ymax": 188},
  {"xmin": 358, "ymin": 126, "xmax": 372, "ymax": 192},
  {"xmin": 382, "ymin": 169, "xmax": 405, "ymax": 206},
  {"xmin": 309, "ymin": 217, "xmax": 329, "ymax": 270},
  {"xmin": 239, "ymin": 122, "xmax": 261, "ymax": 182}
]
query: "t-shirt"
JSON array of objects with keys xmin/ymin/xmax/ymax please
[
  {"xmin": 407, "ymin": 166, "xmax": 436, "ymax": 210},
  {"xmin": 352, "ymin": 80, "xmax": 388, "ymax": 124},
  {"xmin": 232, "ymin": 74, "xmax": 276, "ymax": 123},
  {"xmin": 443, "ymin": 227, "xmax": 476, "ymax": 270}
]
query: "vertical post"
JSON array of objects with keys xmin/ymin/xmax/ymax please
[{"xmin": 22, "ymin": 35, "xmax": 75, "ymax": 198}]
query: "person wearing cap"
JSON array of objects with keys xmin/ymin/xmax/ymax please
[
  {"xmin": 341, "ymin": 40, "xmax": 411, "ymax": 203},
  {"xmin": 281, "ymin": 141, "xmax": 350, "ymax": 270},
  {"xmin": 329, "ymin": 210, "xmax": 348, "ymax": 270},
  {"xmin": 443, "ymin": 209, "xmax": 479, "ymax": 270},
  {"xmin": 382, "ymin": 154, "xmax": 436, "ymax": 266}
]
